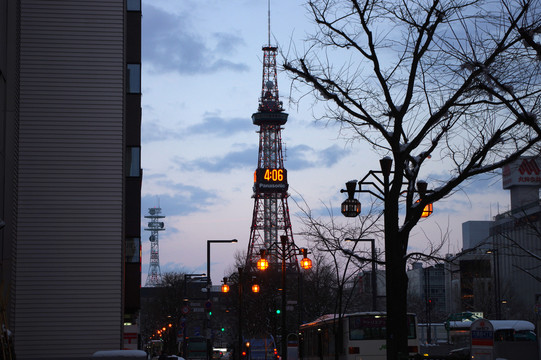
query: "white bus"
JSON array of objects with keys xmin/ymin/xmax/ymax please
[
  {"xmin": 447, "ymin": 319, "xmax": 538, "ymax": 359},
  {"xmin": 299, "ymin": 312, "xmax": 419, "ymax": 360}
]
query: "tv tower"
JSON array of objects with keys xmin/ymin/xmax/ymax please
[
  {"xmin": 246, "ymin": 2, "xmax": 298, "ymax": 269},
  {"xmin": 144, "ymin": 206, "xmax": 165, "ymax": 286}
]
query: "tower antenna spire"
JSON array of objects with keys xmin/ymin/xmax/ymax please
[{"xmin": 267, "ymin": 0, "xmax": 271, "ymax": 46}]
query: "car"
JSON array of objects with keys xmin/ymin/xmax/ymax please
[{"xmin": 212, "ymin": 348, "xmax": 227, "ymax": 360}]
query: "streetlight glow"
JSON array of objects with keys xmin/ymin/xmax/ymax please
[
  {"xmin": 300, "ymin": 248, "xmax": 312, "ymax": 270},
  {"xmin": 256, "ymin": 257, "xmax": 269, "ymax": 271},
  {"xmin": 421, "ymin": 203, "xmax": 433, "ymax": 217},
  {"xmin": 221, "ymin": 277, "xmax": 230, "ymax": 293}
]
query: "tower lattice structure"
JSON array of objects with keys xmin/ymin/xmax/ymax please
[
  {"xmin": 144, "ymin": 207, "xmax": 165, "ymax": 286},
  {"xmin": 246, "ymin": 43, "xmax": 298, "ymax": 270}
]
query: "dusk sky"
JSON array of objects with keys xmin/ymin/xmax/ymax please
[{"xmin": 140, "ymin": 0, "xmax": 511, "ymax": 286}]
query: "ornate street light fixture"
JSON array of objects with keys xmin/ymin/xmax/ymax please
[
  {"xmin": 256, "ymin": 250, "xmax": 269, "ymax": 271},
  {"xmin": 300, "ymin": 248, "xmax": 312, "ymax": 270},
  {"xmin": 221, "ymin": 277, "xmax": 230, "ymax": 293},
  {"xmin": 255, "ymin": 236, "xmax": 312, "ymax": 360},
  {"xmin": 341, "ymin": 180, "xmax": 361, "ymax": 217},
  {"xmin": 340, "ymin": 157, "xmax": 435, "ymax": 358},
  {"xmin": 416, "ymin": 180, "xmax": 433, "ymax": 218}
]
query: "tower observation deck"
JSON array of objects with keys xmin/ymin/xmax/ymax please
[{"xmin": 246, "ymin": 42, "xmax": 298, "ymax": 269}]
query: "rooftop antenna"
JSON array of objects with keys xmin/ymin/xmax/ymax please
[{"xmin": 267, "ymin": 0, "xmax": 271, "ymax": 46}]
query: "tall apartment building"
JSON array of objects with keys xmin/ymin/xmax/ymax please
[{"xmin": 0, "ymin": 0, "xmax": 142, "ymax": 358}]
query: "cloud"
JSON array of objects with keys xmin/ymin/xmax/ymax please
[
  {"xmin": 141, "ymin": 114, "xmax": 252, "ymax": 144},
  {"xmin": 142, "ymin": 3, "xmax": 249, "ymax": 74},
  {"xmin": 172, "ymin": 143, "xmax": 350, "ymax": 174},
  {"xmin": 142, "ymin": 183, "xmax": 218, "ymax": 217},
  {"xmin": 286, "ymin": 144, "xmax": 350, "ymax": 170},
  {"xmin": 178, "ymin": 146, "xmax": 258, "ymax": 173},
  {"xmin": 184, "ymin": 114, "xmax": 252, "ymax": 137}
]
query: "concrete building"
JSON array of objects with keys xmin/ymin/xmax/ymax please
[
  {"xmin": 0, "ymin": 0, "xmax": 142, "ymax": 358},
  {"xmin": 451, "ymin": 157, "xmax": 541, "ymax": 321},
  {"xmin": 490, "ymin": 157, "xmax": 541, "ymax": 319},
  {"xmin": 407, "ymin": 262, "xmax": 447, "ymax": 322},
  {"xmin": 462, "ymin": 221, "xmax": 492, "ymax": 250},
  {"xmin": 446, "ymin": 249, "xmax": 493, "ymax": 316}
]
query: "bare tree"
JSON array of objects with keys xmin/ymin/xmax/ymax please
[
  {"xmin": 284, "ymin": 0, "xmax": 541, "ymax": 358},
  {"xmin": 294, "ymin": 197, "xmax": 381, "ymax": 360}
]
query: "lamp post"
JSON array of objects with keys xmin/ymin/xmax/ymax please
[
  {"xmin": 256, "ymin": 235, "xmax": 312, "ymax": 360},
  {"xmin": 340, "ymin": 157, "xmax": 433, "ymax": 360},
  {"xmin": 206, "ymin": 239, "xmax": 238, "ymax": 360},
  {"xmin": 345, "ymin": 238, "xmax": 377, "ymax": 311},
  {"xmin": 222, "ymin": 267, "xmax": 263, "ymax": 360},
  {"xmin": 237, "ymin": 267, "xmax": 244, "ymax": 360}
]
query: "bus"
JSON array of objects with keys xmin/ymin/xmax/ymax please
[
  {"xmin": 447, "ymin": 319, "xmax": 538, "ymax": 359},
  {"xmin": 245, "ymin": 336, "xmax": 277, "ymax": 360},
  {"xmin": 147, "ymin": 340, "xmax": 163, "ymax": 359},
  {"xmin": 299, "ymin": 312, "xmax": 419, "ymax": 360},
  {"xmin": 417, "ymin": 323, "xmax": 448, "ymax": 344},
  {"xmin": 185, "ymin": 336, "xmax": 207, "ymax": 360}
]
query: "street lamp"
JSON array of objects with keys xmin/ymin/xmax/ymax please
[
  {"xmin": 340, "ymin": 157, "xmax": 433, "ymax": 360},
  {"xmin": 256, "ymin": 250, "xmax": 269, "ymax": 271},
  {"xmin": 220, "ymin": 267, "xmax": 259, "ymax": 360},
  {"xmin": 256, "ymin": 235, "xmax": 312, "ymax": 360},
  {"xmin": 206, "ymin": 239, "xmax": 238, "ymax": 360},
  {"xmin": 345, "ymin": 238, "xmax": 377, "ymax": 311},
  {"xmin": 221, "ymin": 277, "xmax": 230, "ymax": 293}
]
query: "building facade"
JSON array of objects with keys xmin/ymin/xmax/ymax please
[
  {"xmin": 407, "ymin": 263, "xmax": 448, "ymax": 322},
  {"xmin": 0, "ymin": 0, "xmax": 142, "ymax": 358},
  {"xmin": 450, "ymin": 157, "xmax": 541, "ymax": 321}
]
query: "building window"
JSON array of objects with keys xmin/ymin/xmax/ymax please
[
  {"xmin": 126, "ymin": 147, "xmax": 141, "ymax": 177},
  {"xmin": 126, "ymin": 238, "xmax": 141, "ymax": 263},
  {"xmin": 127, "ymin": 0, "xmax": 141, "ymax": 11},
  {"xmin": 127, "ymin": 64, "xmax": 141, "ymax": 94}
]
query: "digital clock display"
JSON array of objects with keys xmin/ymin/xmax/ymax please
[{"xmin": 254, "ymin": 168, "xmax": 288, "ymax": 193}]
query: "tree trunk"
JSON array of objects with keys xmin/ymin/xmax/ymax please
[{"xmin": 384, "ymin": 179, "xmax": 410, "ymax": 360}]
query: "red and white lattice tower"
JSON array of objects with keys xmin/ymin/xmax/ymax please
[
  {"xmin": 246, "ymin": 38, "xmax": 298, "ymax": 270},
  {"xmin": 144, "ymin": 206, "xmax": 165, "ymax": 286}
]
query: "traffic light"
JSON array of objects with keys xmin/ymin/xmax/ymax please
[
  {"xmin": 221, "ymin": 327, "xmax": 225, "ymax": 332},
  {"xmin": 275, "ymin": 309, "xmax": 281, "ymax": 315}
]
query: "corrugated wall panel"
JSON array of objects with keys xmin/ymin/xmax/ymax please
[{"xmin": 16, "ymin": 0, "xmax": 125, "ymax": 358}]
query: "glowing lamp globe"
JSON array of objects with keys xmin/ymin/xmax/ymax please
[
  {"xmin": 416, "ymin": 199, "xmax": 433, "ymax": 218},
  {"xmin": 421, "ymin": 203, "xmax": 433, "ymax": 218},
  {"xmin": 300, "ymin": 257, "xmax": 312, "ymax": 270},
  {"xmin": 257, "ymin": 257, "xmax": 269, "ymax": 271}
]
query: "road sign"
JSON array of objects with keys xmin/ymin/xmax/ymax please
[{"xmin": 470, "ymin": 319, "xmax": 494, "ymax": 360}]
